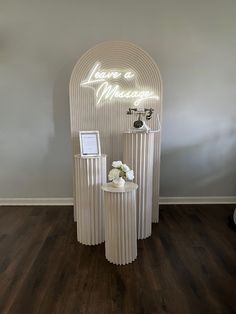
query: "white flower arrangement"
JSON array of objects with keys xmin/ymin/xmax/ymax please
[{"xmin": 108, "ymin": 161, "xmax": 134, "ymax": 182}]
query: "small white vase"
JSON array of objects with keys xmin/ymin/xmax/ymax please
[{"xmin": 112, "ymin": 177, "xmax": 125, "ymax": 188}]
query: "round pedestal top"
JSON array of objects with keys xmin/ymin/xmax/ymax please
[
  {"xmin": 123, "ymin": 130, "xmax": 160, "ymax": 134},
  {"xmin": 101, "ymin": 182, "xmax": 138, "ymax": 193},
  {"xmin": 74, "ymin": 154, "xmax": 107, "ymax": 159}
]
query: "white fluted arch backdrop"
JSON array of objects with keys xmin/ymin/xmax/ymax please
[{"xmin": 69, "ymin": 41, "xmax": 163, "ymax": 222}]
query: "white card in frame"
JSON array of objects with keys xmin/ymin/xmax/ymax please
[{"xmin": 79, "ymin": 131, "xmax": 101, "ymax": 157}]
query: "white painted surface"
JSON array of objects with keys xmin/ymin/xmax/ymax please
[
  {"xmin": 159, "ymin": 197, "xmax": 236, "ymax": 205},
  {"xmin": 69, "ymin": 41, "xmax": 162, "ymax": 218},
  {"xmin": 102, "ymin": 182, "xmax": 138, "ymax": 265},
  {"xmin": 0, "ymin": 198, "xmax": 74, "ymax": 206},
  {"xmin": 74, "ymin": 154, "xmax": 106, "ymax": 245},
  {"xmin": 123, "ymin": 132, "xmax": 155, "ymax": 239},
  {"xmin": 102, "ymin": 182, "xmax": 138, "ymax": 193}
]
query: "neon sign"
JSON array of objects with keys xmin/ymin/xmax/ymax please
[{"xmin": 80, "ymin": 62, "xmax": 159, "ymax": 107}]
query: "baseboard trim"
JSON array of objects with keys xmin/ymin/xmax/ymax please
[
  {"xmin": 0, "ymin": 198, "xmax": 74, "ymax": 206},
  {"xmin": 0, "ymin": 196, "xmax": 235, "ymax": 206},
  {"xmin": 159, "ymin": 196, "xmax": 236, "ymax": 205}
]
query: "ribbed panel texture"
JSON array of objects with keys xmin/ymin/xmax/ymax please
[
  {"xmin": 104, "ymin": 190, "xmax": 137, "ymax": 265},
  {"xmin": 152, "ymin": 134, "xmax": 161, "ymax": 223},
  {"xmin": 69, "ymin": 41, "xmax": 162, "ymax": 221},
  {"xmin": 123, "ymin": 133, "xmax": 155, "ymax": 239},
  {"xmin": 74, "ymin": 155, "xmax": 106, "ymax": 245}
]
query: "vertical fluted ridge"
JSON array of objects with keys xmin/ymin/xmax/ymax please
[
  {"xmin": 74, "ymin": 155, "xmax": 106, "ymax": 245},
  {"xmin": 104, "ymin": 190, "xmax": 137, "ymax": 265},
  {"xmin": 123, "ymin": 133, "xmax": 154, "ymax": 239}
]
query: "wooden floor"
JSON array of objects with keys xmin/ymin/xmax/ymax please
[{"xmin": 0, "ymin": 205, "xmax": 235, "ymax": 314}]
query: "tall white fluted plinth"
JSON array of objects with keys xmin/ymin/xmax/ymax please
[
  {"xmin": 123, "ymin": 132, "xmax": 155, "ymax": 239},
  {"xmin": 74, "ymin": 154, "xmax": 107, "ymax": 245},
  {"xmin": 102, "ymin": 182, "xmax": 138, "ymax": 265}
]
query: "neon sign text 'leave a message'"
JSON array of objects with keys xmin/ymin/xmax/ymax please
[{"xmin": 80, "ymin": 63, "xmax": 159, "ymax": 107}]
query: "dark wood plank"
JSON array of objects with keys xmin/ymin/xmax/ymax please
[{"xmin": 0, "ymin": 204, "xmax": 235, "ymax": 314}]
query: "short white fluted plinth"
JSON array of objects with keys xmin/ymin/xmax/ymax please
[
  {"xmin": 102, "ymin": 182, "xmax": 138, "ymax": 265},
  {"xmin": 74, "ymin": 154, "xmax": 107, "ymax": 245},
  {"xmin": 123, "ymin": 132, "xmax": 155, "ymax": 239}
]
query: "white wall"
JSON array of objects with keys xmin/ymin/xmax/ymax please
[{"xmin": 0, "ymin": 0, "xmax": 236, "ymax": 198}]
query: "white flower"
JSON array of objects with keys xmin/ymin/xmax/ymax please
[
  {"xmin": 121, "ymin": 164, "xmax": 130, "ymax": 172},
  {"xmin": 126, "ymin": 170, "xmax": 134, "ymax": 181},
  {"xmin": 112, "ymin": 160, "xmax": 123, "ymax": 168},
  {"xmin": 108, "ymin": 168, "xmax": 120, "ymax": 181}
]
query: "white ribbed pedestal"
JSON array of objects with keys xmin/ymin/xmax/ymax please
[
  {"xmin": 74, "ymin": 154, "xmax": 106, "ymax": 245},
  {"xmin": 123, "ymin": 132, "xmax": 155, "ymax": 239},
  {"xmin": 102, "ymin": 182, "xmax": 138, "ymax": 265}
]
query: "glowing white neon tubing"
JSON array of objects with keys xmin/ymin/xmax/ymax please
[
  {"xmin": 80, "ymin": 62, "xmax": 137, "ymax": 86},
  {"xmin": 80, "ymin": 62, "xmax": 160, "ymax": 107},
  {"xmin": 96, "ymin": 82, "xmax": 159, "ymax": 106}
]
